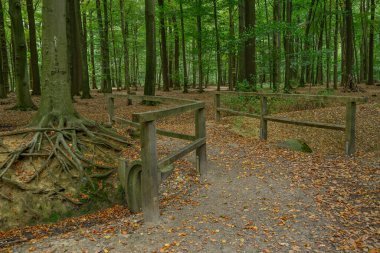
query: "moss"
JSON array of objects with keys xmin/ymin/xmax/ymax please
[{"xmin": 277, "ymin": 139, "xmax": 313, "ymax": 153}]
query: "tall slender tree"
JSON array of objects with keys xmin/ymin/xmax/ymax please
[
  {"xmin": 26, "ymin": 0, "xmax": 41, "ymax": 96},
  {"xmin": 0, "ymin": 1, "xmax": 9, "ymax": 98},
  {"xmin": 9, "ymin": 0, "xmax": 35, "ymax": 110},
  {"xmin": 144, "ymin": 0, "xmax": 156, "ymax": 96},
  {"xmin": 367, "ymin": 0, "xmax": 375, "ymax": 85}
]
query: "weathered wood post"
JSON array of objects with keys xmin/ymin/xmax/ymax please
[
  {"xmin": 107, "ymin": 96, "xmax": 115, "ymax": 124},
  {"xmin": 260, "ymin": 96, "xmax": 268, "ymax": 140},
  {"xmin": 195, "ymin": 107, "xmax": 207, "ymax": 179},
  {"xmin": 345, "ymin": 101, "xmax": 356, "ymax": 156},
  {"xmin": 118, "ymin": 159, "xmax": 128, "ymax": 201},
  {"xmin": 215, "ymin": 93, "xmax": 221, "ymax": 122},
  {"xmin": 140, "ymin": 120, "xmax": 160, "ymax": 223},
  {"xmin": 127, "ymin": 94, "xmax": 133, "ymax": 106}
]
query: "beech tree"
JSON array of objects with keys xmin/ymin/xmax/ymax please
[{"xmin": 9, "ymin": 0, "xmax": 35, "ymax": 110}]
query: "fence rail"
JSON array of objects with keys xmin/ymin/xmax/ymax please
[
  {"xmin": 215, "ymin": 92, "xmax": 368, "ymax": 156},
  {"xmin": 106, "ymin": 94, "xmax": 207, "ymax": 223}
]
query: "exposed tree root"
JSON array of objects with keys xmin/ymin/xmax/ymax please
[{"xmin": 0, "ymin": 114, "xmax": 130, "ymax": 206}]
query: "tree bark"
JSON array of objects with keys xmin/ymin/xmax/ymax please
[
  {"xmin": 89, "ymin": 10, "xmax": 97, "ymax": 90},
  {"xmin": 367, "ymin": 0, "xmax": 375, "ymax": 85},
  {"xmin": 343, "ymin": 0, "xmax": 355, "ymax": 90},
  {"xmin": 228, "ymin": 2, "xmax": 236, "ymax": 91},
  {"xmin": 333, "ymin": 0, "xmax": 338, "ymax": 89},
  {"xmin": 173, "ymin": 15, "xmax": 180, "ymax": 90},
  {"xmin": 0, "ymin": 1, "xmax": 9, "ymax": 98},
  {"xmin": 26, "ymin": 0, "xmax": 41, "ymax": 96},
  {"xmin": 213, "ymin": 0, "xmax": 222, "ymax": 91},
  {"xmin": 95, "ymin": 0, "xmax": 112, "ymax": 93},
  {"xmin": 9, "ymin": 0, "xmax": 35, "ymax": 110},
  {"xmin": 196, "ymin": 0, "xmax": 203, "ymax": 92},
  {"xmin": 120, "ymin": 0, "xmax": 130, "ymax": 92},
  {"xmin": 179, "ymin": 0, "xmax": 188, "ymax": 93},
  {"xmin": 158, "ymin": 0, "xmax": 170, "ymax": 91},
  {"xmin": 144, "ymin": 0, "xmax": 156, "ymax": 96},
  {"xmin": 81, "ymin": 5, "xmax": 91, "ymax": 99}
]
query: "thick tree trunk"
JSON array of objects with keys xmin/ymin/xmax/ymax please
[
  {"xmin": 0, "ymin": 1, "xmax": 9, "ymax": 98},
  {"xmin": 35, "ymin": 0, "xmax": 75, "ymax": 121},
  {"xmin": 9, "ymin": 0, "xmax": 35, "ymax": 110},
  {"xmin": 144, "ymin": 0, "xmax": 156, "ymax": 96},
  {"xmin": 179, "ymin": 0, "xmax": 188, "ymax": 93},
  {"xmin": 367, "ymin": 0, "xmax": 375, "ymax": 85},
  {"xmin": 26, "ymin": 0, "xmax": 41, "ymax": 96}
]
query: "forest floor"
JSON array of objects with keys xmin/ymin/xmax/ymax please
[{"xmin": 0, "ymin": 85, "xmax": 379, "ymax": 253}]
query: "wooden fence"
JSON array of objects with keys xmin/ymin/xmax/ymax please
[
  {"xmin": 106, "ymin": 94, "xmax": 207, "ymax": 223},
  {"xmin": 215, "ymin": 92, "xmax": 368, "ymax": 156}
]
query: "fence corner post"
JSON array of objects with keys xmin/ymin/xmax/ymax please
[
  {"xmin": 196, "ymin": 107, "xmax": 207, "ymax": 179},
  {"xmin": 118, "ymin": 159, "xmax": 128, "ymax": 201},
  {"xmin": 140, "ymin": 120, "xmax": 160, "ymax": 224},
  {"xmin": 345, "ymin": 101, "xmax": 356, "ymax": 156},
  {"xmin": 260, "ymin": 96, "xmax": 268, "ymax": 140},
  {"xmin": 215, "ymin": 93, "xmax": 221, "ymax": 122},
  {"xmin": 107, "ymin": 96, "xmax": 115, "ymax": 124}
]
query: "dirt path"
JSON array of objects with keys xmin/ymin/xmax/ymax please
[
  {"xmin": 11, "ymin": 121, "xmax": 374, "ymax": 253},
  {"xmin": 2, "ymin": 89, "xmax": 379, "ymax": 252}
]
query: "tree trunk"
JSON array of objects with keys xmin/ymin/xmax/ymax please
[
  {"xmin": 196, "ymin": 0, "xmax": 203, "ymax": 92},
  {"xmin": 284, "ymin": 0, "xmax": 292, "ymax": 92},
  {"xmin": 333, "ymin": 0, "xmax": 338, "ymax": 89},
  {"xmin": 213, "ymin": 0, "xmax": 222, "ymax": 91},
  {"xmin": 120, "ymin": 0, "xmax": 130, "ymax": 92},
  {"xmin": 35, "ymin": 0, "xmax": 75, "ymax": 121},
  {"xmin": 228, "ymin": 2, "xmax": 236, "ymax": 91},
  {"xmin": 244, "ymin": 0, "xmax": 256, "ymax": 90},
  {"xmin": 144, "ymin": 0, "xmax": 156, "ymax": 96},
  {"xmin": 238, "ymin": 0, "xmax": 245, "ymax": 84},
  {"xmin": 26, "ymin": 0, "xmax": 41, "ymax": 96},
  {"xmin": 300, "ymin": 0, "xmax": 316, "ymax": 86},
  {"xmin": 367, "ymin": 0, "xmax": 375, "ymax": 85},
  {"xmin": 89, "ymin": 10, "xmax": 97, "ymax": 90},
  {"xmin": 179, "ymin": 0, "xmax": 188, "ymax": 93},
  {"xmin": 0, "ymin": 1, "xmax": 9, "ymax": 98},
  {"xmin": 158, "ymin": 0, "xmax": 170, "ymax": 91},
  {"xmin": 173, "ymin": 15, "xmax": 180, "ymax": 90},
  {"xmin": 95, "ymin": 0, "xmax": 112, "ymax": 93},
  {"xmin": 343, "ymin": 0, "xmax": 355, "ymax": 90},
  {"xmin": 81, "ymin": 5, "xmax": 91, "ymax": 99},
  {"xmin": 272, "ymin": 0, "xmax": 280, "ymax": 91},
  {"xmin": 9, "ymin": 0, "xmax": 35, "ymax": 110}
]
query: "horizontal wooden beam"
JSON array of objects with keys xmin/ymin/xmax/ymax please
[
  {"xmin": 264, "ymin": 116, "xmax": 345, "ymax": 131},
  {"xmin": 217, "ymin": 108, "xmax": 260, "ymax": 119},
  {"xmin": 158, "ymin": 137, "xmax": 206, "ymax": 171},
  {"xmin": 215, "ymin": 91, "xmax": 368, "ymax": 103},
  {"xmin": 106, "ymin": 94, "xmax": 197, "ymax": 105},
  {"xmin": 132, "ymin": 102, "xmax": 205, "ymax": 123},
  {"xmin": 115, "ymin": 117, "xmax": 196, "ymax": 141}
]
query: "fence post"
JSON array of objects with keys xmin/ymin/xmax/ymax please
[
  {"xmin": 345, "ymin": 101, "xmax": 356, "ymax": 156},
  {"xmin": 195, "ymin": 107, "xmax": 207, "ymax": 179},
  {"xmin": 260, "ymin": 96, "xmax": 268, "ymax": 140},
  {"xmin": 215, "ymin": 93, "xmax": 221, "ymax": 122},
  {"xmin": 118, "ymin": 159, "xmax": 128, "ymax": 201},
  {"xmin": 140, "ymin": 120, "xmax": 160, "ymax": 223},
  {"xmin": 107, "ymin": 96, "xmax": 115, "ymax": 124}
]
